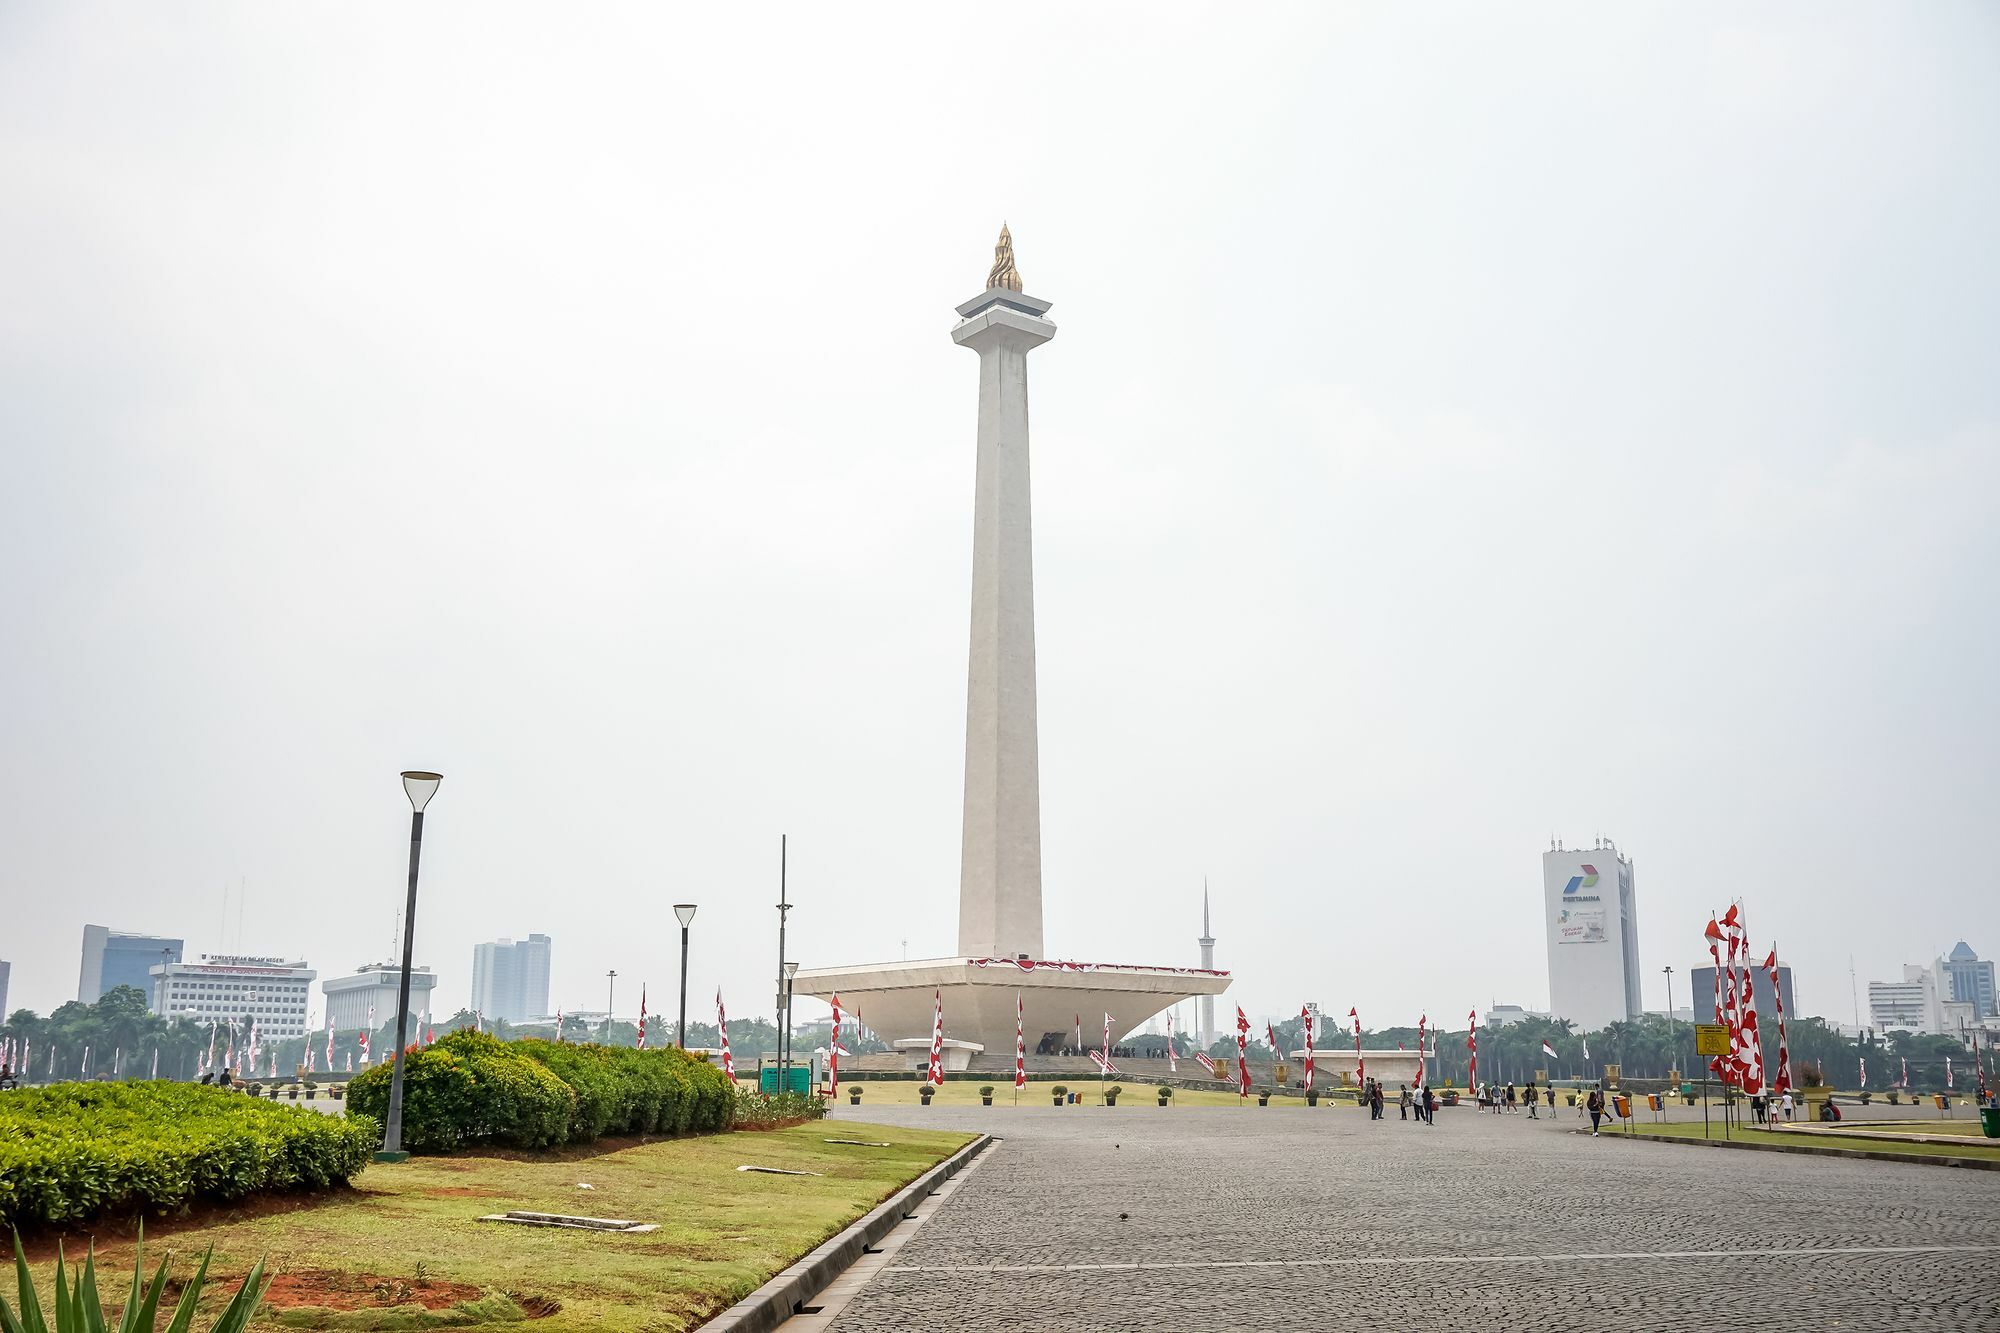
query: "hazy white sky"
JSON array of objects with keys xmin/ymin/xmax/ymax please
[{"xmin": 3, "ymin": 4, "xmax": 1995, "ymax": 1033}]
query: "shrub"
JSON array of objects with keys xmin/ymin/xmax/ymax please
[
  {"xmin": 348, "ymin": 1030, "xmax": 570, "ymax": 1152},
  {"xmin": 0, "ymin": 1083, "xmax": 376, "ymax": 1230},
  {"xmin": 345, "ymin": 1032, "xmax": 734, "ymax": 1155},
  {"xmin": 733, "ymin": 1088, "xmax": 826, "ymax": 1129},
  {"xmin": 979, "ymin": 1086, "xmax": 995, "ymax": 1097}
]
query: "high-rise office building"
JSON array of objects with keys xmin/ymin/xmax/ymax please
[
  {"xmin": 1937, "ymin": 941, "xmax": 1996, "ymax": 1019},
  {"xmin": 470, "ymin": 934, "xmax": 551, "ymax": 1024},
  {"xmin": 0, "ymin": 959, "xmax": 10, "ymax": 1020},
  {"xmin": 151, "ymin": 955, "xmax": 316, "ymax": 1035},
  {"xmin": 1869, "ymin": 964, "xmax": 1945, "ymax": 1033},
  {"xmin": 1691, "ymin": 964, "xmax": 1796, "ymax": 1032},
  {"xmin": 1543, "ymin": 841, "xmax": 1642, "ymax": 1031},
  {"xmin": 79, "ymin": 925, "xmax": 184, "ymax": 1002},
  {"xmin": 323, "ymin": 963, "xmax": 439, "ymax": 1032}
]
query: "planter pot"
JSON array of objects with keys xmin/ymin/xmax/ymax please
[
  {"xmin": 1053, "ymin": 1096, "xmax": 1065, "ymax": 1106},
  {"xmin": 1306, "ymin": 1092, "xmax": 1320, "ymax": 1107},
  {"xmin": 1683, "ymin": 1095, "xmax": 1696, "ymax": 1106},
  {"xmin": 1257, "ymin": 1095, "xmax": 1270, "ymax": 1106},
  {"xmin": 981, "ymin": 1096, "xmax": 993, "ymax": 1106},
  {"xmin": 1157, "ymin": 1096, "xmax": 1170, "ymax": 1107},
  {"xmin": 1105, "ymin": 1096, "xmax": 1118, "ymax": 1107},
  {"xmin": 305, "ymin": 1090, "xmax": 317, "ymax": 1100},
  {"xmin": 848, "ymin": 1093, "xmax": 862, "ymax": 1105},
  {"xmin": 287, "ymin": 1088, "xmax": 298, "ymax": 1099},
  {"xmin": 1566, "ymin": 1094, "xmax": 1577, "ymax": 1106}
]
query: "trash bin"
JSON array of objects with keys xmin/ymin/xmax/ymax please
[
  {"xmin": 1612, "ymin": 1095, "xmax": 1630, "ymax": 1119},
  {"xmin": 1981, "ymin": 1106, "xmax": 2000, "ymax": 1139}
]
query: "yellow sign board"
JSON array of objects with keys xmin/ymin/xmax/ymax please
[{"xmin": 1695, "ymin": 1023, "xmax": 1731, "ymax": 1057}]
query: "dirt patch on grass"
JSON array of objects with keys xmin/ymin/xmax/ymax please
[{"xmin": 261, "ymin": 1270, "xmax": 486, "ymax": 1312}]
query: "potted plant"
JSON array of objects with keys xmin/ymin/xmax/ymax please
[
  {"xmin": 919, "ymin": 1083, "xmax": 936, "ymax": 1105},
  {"xmin": 1051, "ymin": 1084, "xmax": 1068, "ymax": 1106},
  {"xmin": 1157, "ymin": 1084, "xmax": 1174, "ymax": 1107},
  {"xmin": 849, "ymin": 1085, "xmax": 863, "ymax": 1105},
  {"xmin": 287, "ymin": 1084, "xmax": 299, "ymax": 1099},
  {"xmin": 1305, "ymin": 1087, "xmax": 1320, "ymax": 1107},
  {"xmin": 330, "ymin": 1083, "xmax": 344, "ymax": 1100},
  {"xmin": 1565, "ymin": 1093, "xmax": 1578, "ymax": 1106},
  {"xmin": 1860, "ymin": 1090, "xmax": 1872, "ymax": 1106},
  {"xmin": 304, "ymin": 1080, "xmax": 318, "ymax": 1100},
  {"xmin": 980, "ymin": 1085, "xmax": 995, "ymax": 1106},
  {"xmin": 1256, "ymin": 1088, "xmax": 1270, "ymax": 1107},
  {"xmin": 1105, "ymin": 1084, "xmax": 1122, "ymax": 1107},
  {"xmin": 1887, "ymin": 1090, "xmax": 1900, "ymax": 1105}
]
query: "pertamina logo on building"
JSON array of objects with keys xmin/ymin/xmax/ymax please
[{"xmin": 1556, "ymin": 865, "xmax": 1608, "ymax": 944}]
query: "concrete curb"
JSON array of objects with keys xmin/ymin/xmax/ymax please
[
  {"xmin": 1605, "ymin": 1129, "xmax": 2000, "ymax": 1171},
  {"xmin": 702, "ymin": 1132, "xmax": 993, "ymax": 1332}
]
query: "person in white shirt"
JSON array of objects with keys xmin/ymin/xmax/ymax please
[{"xmin": 1780, "ymin": 1091, "xmax": 1794, "ymax": 1121}]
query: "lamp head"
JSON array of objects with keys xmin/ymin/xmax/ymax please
[
  {"xmin": 401, "ymin": 771, "xmax": 443, "ymax": 811},
  {"xmin": 784, "ymin": 961, "xmax": 799, "ymax": 980},
  {"xmin": 674, "ymin": 903, "xmax": 698, "ymax": 928}
]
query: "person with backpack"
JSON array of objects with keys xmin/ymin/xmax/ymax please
[{"xmin": 1586, "ymin": 1084, "xmax": 1606, "ymax": 1136}]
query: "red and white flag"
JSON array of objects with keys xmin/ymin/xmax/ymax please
[
  {"xmin": 829, "ymin": 993, "xmax": 842, "ymax": 1097},
  {"xmin": 1266, "ymin": 1021, "xmax": 1280, "ymax": 1061},
  {"xmin": 1541, "ymin": 1039, "xmax": 1559, "ymax": 1061},
  {"xmin": 323, "ymin": 1012, "xmax": 334, "ymax": 1069},
  {"xmin": 1946, "ymin": 1055, "xmax": 1954, "ymax": 1089},
  {"xmin": 1073, "ymin": 1014, "xmax": 1082, "ymax": 1052},
  {"xmin": 1195, "ymin": 1051, "xmax": 1219, "ymax": 1077},
  {"xmin": 1765, "ymin": 947, "xmax": 1792, "ymax": 1095},
  {"xmin": 927, "ymin": 990, "xmax": 945, "ymax": 1087},
  {"xmin": 1235, "ymin": 1005, "xmax": 1251, "ymax": 1097},
  {"xmin": 1349, "ymin": 1007, "xmax": 1364, "ymax": 1086},
  {"xmin": 1901, "ymin": 1056, "xmax": 1908, "ymax": 1089},
  {"xmin": 1089, "ymin": 1048, "xmax": 1122, "ymax": 1077},
  {"xmin": 636, "ymin": 987, "xmax": 648, "ymax": 1050},
  {"xmin": 1302, "ymin": 1006, "xmax": 1316, "ymax": 1093},
  {"xmin": 358, "ymin": 1005, "xmax": 375, "ymax": 1065},
  {"xmin": 1014, "ymin": 994, "xmax": 1027, "ymax": 1090},
  {"xmin": 716, "ymin": 990, "xmax": 735, "ymax": 1079},
  {"xmin": 1705, "ymin": 915, "xmax": 1728, "ymax": 1082},
  {"xmin": 1859, "ymin": 1056, "xmax": 1867, "ymax": 1089},
  {"xmin": 1733, "ymin": 909, "xmax": 1763, "ymax": 1094},
  {"xmin": 553, "ymin": 1009, "xmax": 563, "ymax": 1043},
  {"xmin": 424, "ymin": 1010, "xmax": 434, "ymax": 1045},
  {"xmin": 1104, "ymin": 1012, "xmax": 1113, "ymax": 1066},
  {"xmin": 1466, "ymin": 1010, "xmax": 1478, "ymax": 1091},
  {"xmin": 1165, "ymin": 1012, "xmax": 1179, "ymax": 1074}
]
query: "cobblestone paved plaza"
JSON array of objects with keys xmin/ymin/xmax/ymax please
[{"xmin": 818, "ymin": 1104, "xmax": 2000, "ymax": 1331}]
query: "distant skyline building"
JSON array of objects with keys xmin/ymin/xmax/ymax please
[
  {"xmin": 323, "ymin": 962, "xmax": 438, "ymax": 1032},
  {"xmin": 470, "ymin": 934, "xmax": 551, "ymax": 1024},
  {"xmin": 1937, "ymin": 941, "xmax": 1996, "ymax": 1019},
  {"xmin": 1691, "ymin": 964, "xmax": 1796, "ymax": 1035},
  {"xmin": 0, "ymin": 959, "xmax": 10, "ymax": 1020},
  {"xmin": 1485, "ymin": 1004, "xmax": 1551, "ymax": 1028},
  {"xmin": 1542, "ymin": 840, "xmax": 1642, "ymax": 1031},
  {"xmin": 150, "ymin": 954, "xmax": 315, "ymax": 1036},
  {"xmin": 1869, "ymin": 964, "xmax": 1945, "ymax": 1033},
  {"xmin": 79, "ymin": 925, "xmax": 183, "ymax": 1002}
]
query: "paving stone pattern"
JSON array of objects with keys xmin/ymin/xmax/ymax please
[{"xmin": 824, "ymin": 1103, "xmax": 2000, "ymax": 1330}]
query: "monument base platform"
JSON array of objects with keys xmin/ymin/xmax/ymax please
[
  {"xmin": 1289, "ymin": 1049, "xmax": 1430, "ymax": 1088},
  {"xmin": 795, "ymin": 957, "xmax": 1231, "ymax": 1057}
]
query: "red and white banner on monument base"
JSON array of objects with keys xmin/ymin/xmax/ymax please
[
  {"xmin": 970, "ymin": 957, "xmax": 1228, "ymax": 978},
  {"xmin": 1088, "ymin": 1049, "xmax": 1121, "ymax": 1077}
]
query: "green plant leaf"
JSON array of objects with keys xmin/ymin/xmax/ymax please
[
  {"xmin": 76, "ymin": 1248, "xmax": 104, "ymax": 1333},
  {"xmin": 160, "ymin": 1248, "xmax": 212, "ymax": 1333},
  {"xmin": 9, "ymin": 1230, "xmax": 51, "ymax": 1333},
  {"xmin": 202, "ymin": 1259, "xmax": 264, "ymax": 1333}
]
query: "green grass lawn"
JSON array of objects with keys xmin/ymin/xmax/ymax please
[
  {"xmin": 17, "ymin": 1122, "xmax": 972, "ymax": 1332},
  {"xmin": 1624, "ymin": 1120, "xmax": 2000, "ymax": 1162},
  {"xmin": 1811, "ymin": 1118, "xmax": 1990, "ymax": 1136},
  {"xmin": 827, "ymin": 1079, "xmax": 1366, "ymax": 1108}
]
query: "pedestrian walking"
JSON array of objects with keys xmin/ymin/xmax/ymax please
[
  {"xmin": 1399, "ymin": 1084, "xmax": 1410, "ymax": 1120},
  {"xmin": 1525, "ymin": 1079, "xmax": 1539, "ymax": 1118},
  {"xmin": 1422, "ymin": 1084, "xmax": 1436, "ymax": 1124},
  {"xmin": 1505, "ymin": 1082, "xmax": 1517, "ymax": 1113},
  {"xmin": 1545, "ymin": 1085, "xmax": 1555, "ymax": 1111},
  {"xmin": 1586, "ymin": 1084, "xmax": 1605, "ymax": 1136},
  {"xmin": 1780, "ymin": 1091, "xmax": 1794, "ymax": 1121}
]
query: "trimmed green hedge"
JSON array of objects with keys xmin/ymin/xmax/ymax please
[
  {"xmin": 0, "ymin": 1081, "xmax": 378, "ymax": 1229},
  {"xmin": 345, "ymin": 1029, "xmax": 733, "ymax": 1155}
]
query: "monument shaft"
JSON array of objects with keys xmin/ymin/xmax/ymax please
[{"xmin": 952, "ymin": 294, "xmax": 1054, "ymax": 960}]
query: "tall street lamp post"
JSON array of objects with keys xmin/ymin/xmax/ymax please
[
  {"xmin": 605, "ymin": 970, "xmax": 617, "ymax": 1044},
  {"xmin": 379, "ymin": 770, "xmax": 441, "ymax": 1162},
  {"xmin": 674, "ymin": 904, "xmax": 697, "ymax": 1048},
  {"xmin": 1662, "ymin": 965, "xmax": 1679, "ymax": 1080}
]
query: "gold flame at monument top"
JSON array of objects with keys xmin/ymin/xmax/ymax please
[{"xmin": 987, "ymin": 223, "xmax": 1022, "ymax": 292}]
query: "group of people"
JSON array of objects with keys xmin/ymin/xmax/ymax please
[
  {"xmin": 1749, "ymin": 1091, "xmax": 1796, "ymax": 1123},
  {"xmin": 1360, "ymin": 1078, "xmax": 1437, "ymax": 1124},
  {"xmin": 1474, "ymin": 1080, "xmax": 1552, "ymax": 1117}
]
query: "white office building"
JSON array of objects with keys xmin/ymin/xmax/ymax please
[
  {"xmin": 1869, "ymin": 964, "xmax": 1946, "ymax": 1033},
  {"xmin": 150, "ymin": 955, "xmax": 316, "ymax": 1036},
  {"xmin": 470, "ymin": 934, "xmax": 552, "ymax": 1024},
  {"xmin": 323, "ymin": 963, "xmax": 439, "ymax": 1032},
  {"xmin": 1543, "ymin": 840, "xmax": 1642, "ymax": 1031}
]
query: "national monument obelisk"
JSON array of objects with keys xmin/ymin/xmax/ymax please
[
  {"xmin": 954, "ymin": 223, "xmax": 1052, "ymax": 962},
  {"xmin": 794, "ymin": 229, "xmax": 1229, "ymax": 1062}
]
